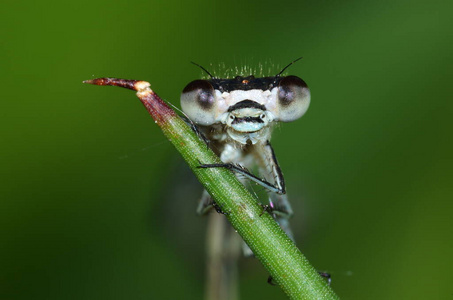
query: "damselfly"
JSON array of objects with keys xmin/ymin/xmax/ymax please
[{"xmin": 180, "ymin": 58, "xmax": 310, "ymax": 252}]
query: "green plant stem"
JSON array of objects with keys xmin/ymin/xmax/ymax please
[{"xmin": 84, "ymin": 78, "xmax": 339, "ymax": 300}]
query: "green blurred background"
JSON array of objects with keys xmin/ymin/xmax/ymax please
[{"xmin": 1, "ymin": 0, "xmax": 451, "ymax": 299}]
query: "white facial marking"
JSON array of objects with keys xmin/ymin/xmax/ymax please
[
  {"xmin": 180, "ymin": 73, "xmax": 310, "ymax": 146},
  {"xmin": 213, "ymin": 88, "xmax": 279, "ymax": 124}
]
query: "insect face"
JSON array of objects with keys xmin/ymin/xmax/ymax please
[{"xmin": 181, "ymin": 64, "xmax": 310, "ymax": 145}]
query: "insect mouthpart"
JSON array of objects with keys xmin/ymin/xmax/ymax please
[{"xmin": 225, "ymin": 103, "xmax": 270, "ymax": 133}]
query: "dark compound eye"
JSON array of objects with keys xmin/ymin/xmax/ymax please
[
  {"xmin": 278, "ymin": 76, "xmax": 308, "ymax": 105},
  {"xmin": 276, "ymin": 76, "xmax": 311, "ymax": 122},
  {"xmin": 182, "ymin": 80, "xmax": 215, "ymax": 110},
  {"xmin": 181, "ymin": 80, "xmax": 217, "ymax": 125}
]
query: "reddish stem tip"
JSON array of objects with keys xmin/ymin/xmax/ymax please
[
  {"xmin": 84, "ymin": 77, "xmax": 175, "ymax": 123},
  {"xmin": 83, "ymin": 78, "xmax": 139, "ymax": 91}
]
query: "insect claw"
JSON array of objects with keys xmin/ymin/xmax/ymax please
[
  {"xmin": 267, "ymin": 275, "xmax": 276, "ymax": 286},
  {"xmin": 259, "ymin": 204, "xmax": 272, "ymax": 217},
  {"xmin": 318, "ymin": 272, "xmax": 332, "ymax": 285},
  {"xmin": 212, "ymin": 202, "xmax": 229, "ymax": 215}
]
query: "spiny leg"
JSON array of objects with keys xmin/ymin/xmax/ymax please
[
  {"xmin": 197, "ymin": 162, "xmax": 285, "ymax": 195},
  {"xmin": 197, "ymin": 160, "xmax": 293, "ymax": 238},
  {"xmin": 199, "ymin": 141, "xmax": 295, "ymax": 243},
  {"xmin": 198, "ymin": 141, "xmax": 293, "ymax": 222},
  {"xmin": 254, "ymin": 141, "xmax": 295, "ymax": 241},
  {"xmin": 254, "ymin": 141, "xmax": 293, "ymax": 219},
  {"xmin": 180, "ymin": 115, "xmax": 211, "ymax": 148}
]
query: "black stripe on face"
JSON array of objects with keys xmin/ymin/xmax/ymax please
[
  {"xmin": 209, "ymin": 76, "xmax": 283, "ymax": 92},
  {"xmin": 227, "ymin": 100, "xmax": 266, "ymax": 112},
  {"xmin": 231, "ymin": 116, "xmax": 264, "ymax": 125}
]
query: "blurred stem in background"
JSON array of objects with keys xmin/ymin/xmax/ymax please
[
  {"xmin": 205, "ymin": 213, "xmax": 240, "ymax": 300},
  {"xmin": 83, "ymin": 78, "xmax": 339, "ymax": 300}
]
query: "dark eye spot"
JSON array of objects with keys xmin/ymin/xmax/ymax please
[
  {"xmin": 182, "ymin": 80, "xmax": 215, "ymax": 110},
  {"xmin": 278, "ymin": 76, "xmax": 308, "ymax": 107}
]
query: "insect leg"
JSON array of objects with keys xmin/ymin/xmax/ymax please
[
  {"xmin": 253, "ymin": 141, "xmax": 295, "ymax": 241},
  {"xmin": 318, "ymin": 272, "xmax": 332, "ymax": 285},
  {"xmin": 197, "ymin": 162, "xmax": 285, "ymax": 195},
  {"xmin": 180, "ymin": 115, "xmax": 211, "ymax": 147},
  {"xmin": 255, "ymin": 141, "xmax": 293, "ymax": 218},
  {"xmin": 197, "ymin": 189, "xmax": 228, "ymax": 215},
  {"xmin": 197, "ymin": 190, "xmax": 215, "ymax": 215}
]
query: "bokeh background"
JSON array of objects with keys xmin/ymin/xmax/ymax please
[{"xmin": 1, "ymin": 0, "xmax": 451, "ymax": 299}]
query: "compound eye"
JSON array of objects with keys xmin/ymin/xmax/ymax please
[
  {"xmin": 180, "ymin": 80, "xmax": 217, "ymax": 125},
  {"xmin": 276, "ymin": 75, "xmax": 311, "ymax": 122}
]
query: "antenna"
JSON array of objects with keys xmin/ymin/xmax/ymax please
[
  {"xmin": 276, "ymin": 57, "xmax": 303, "ymax": 77},
  {"xmin": 191, "ymin": 62, "xmax": 215, "ymax": 79}
]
